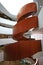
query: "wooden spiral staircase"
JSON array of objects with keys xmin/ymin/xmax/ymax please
[{"xmin": 0, "ymin": 2, "xmax": 43, "ymax": 65}]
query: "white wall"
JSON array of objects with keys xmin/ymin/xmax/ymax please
[{"xmin": 38, "ymin": 7, "xmax": 43, "ymax": 28}]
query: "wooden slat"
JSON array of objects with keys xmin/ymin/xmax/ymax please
[{"xmin": 0, "ymin": 34, "xmax": 12, "ymax": 38}]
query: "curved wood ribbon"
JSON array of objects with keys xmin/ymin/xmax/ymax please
[
  {"xmin": 5, "ymin": 40, "xmax": 41, "ymax": 61},
  {"xmin": 4, "ymin": 2, "xmax": 41, "ymax": 61},
  {"xmin": 13, "ymin": 16, "xmax": 38, "ymax": 40},
  {"xmin": 17, "ymin": 2, "xmax": 37, "ymax": 21}
]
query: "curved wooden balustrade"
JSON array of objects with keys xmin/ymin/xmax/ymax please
[
  {"xmin": 4, "ymin": 40, "xmax": 41, "ymax": 61},
  {"xmin": 17, "ymin": 2, "xmax": 37, "ymax": 21},
  {"xmin": 13, "ymin": 16, "xmax": 38, "ymax": 40},
  {"xmin": 4, "ymin": 2, "xmax": 41, "ymax": 61}
]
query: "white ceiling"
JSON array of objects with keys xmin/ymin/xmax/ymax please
[{"xmin": 0, "ymin": 0, "xmax": 33, "ymax": 15}]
